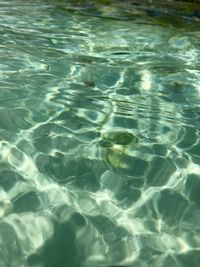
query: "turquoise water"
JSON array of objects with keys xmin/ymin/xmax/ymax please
[{"xmin": 0, "ymin": 0, "xmax": 200, "ymax": 266}]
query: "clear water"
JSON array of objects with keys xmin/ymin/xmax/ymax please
[{"xmin": 0, "ymin": 0, "xmax": 200, "ymax": 266}]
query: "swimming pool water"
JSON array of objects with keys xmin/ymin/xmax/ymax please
[{"xmin": 0, "ymin": 0, "xmax": 200, "ymax": 266}]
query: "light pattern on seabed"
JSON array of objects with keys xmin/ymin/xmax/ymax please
[{"xmin": 0, "ymin": 0, "xmax": 200, "ymax": 266}]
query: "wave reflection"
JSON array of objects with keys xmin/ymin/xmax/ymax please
[{"xmin": 0, "ymin": 0, "xmax": 200, "ymax": 267}]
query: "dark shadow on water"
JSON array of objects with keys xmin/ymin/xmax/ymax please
[{"xmin": 27, "ymin": 213, "xmax": 85, "ymax": 267}]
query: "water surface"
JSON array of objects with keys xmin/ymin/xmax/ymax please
[{"xmin": 0, "ymin": 0, "xmax": 200, "ymax": 266}]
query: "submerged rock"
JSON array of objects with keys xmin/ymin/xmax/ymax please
[
  {"xmin": 100, "ymin": 131, "xmax": 138, "ymax": 147},
  {"xmin": 100, "ymin": 131, "xmax": 139, "ymax": 168}
]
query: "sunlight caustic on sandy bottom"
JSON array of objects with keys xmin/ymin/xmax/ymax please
[{"xmin": 0, "ymin": 0, "xmax": 200, "ymax": 267}]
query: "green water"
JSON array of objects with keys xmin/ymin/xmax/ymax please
[{"xmin": 0, "ymin": 0, "xmax": 200, "ymax": 266}]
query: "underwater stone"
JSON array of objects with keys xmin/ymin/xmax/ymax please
[
  {"xmin": 100, "ymin": 131, "xmax": 139, "ymax": 168},
  {"xmin": 100, "ymin": 131, "xmax": 138, "ymax": 147}
]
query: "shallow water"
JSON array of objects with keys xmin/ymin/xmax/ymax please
[{"xmin": 0, "ymin": 0, "xmax": 200, "ymax": 266}]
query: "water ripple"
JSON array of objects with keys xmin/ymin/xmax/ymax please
[{"xmin": 0, "ymin": 0, "xmax": 200, "ymax": 267}]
